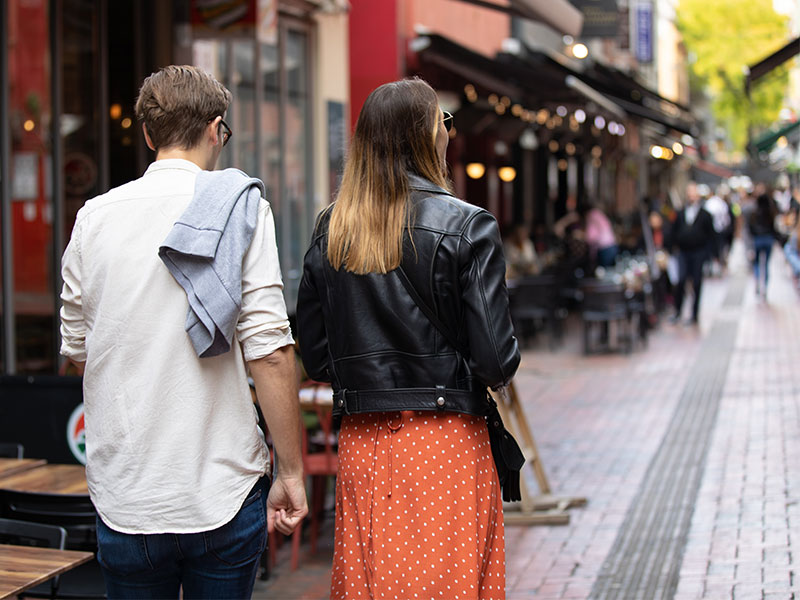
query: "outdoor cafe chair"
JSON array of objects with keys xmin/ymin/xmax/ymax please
[
  {"xmin": 0, "ymin": 490, "xmax": 97, "ymax": 551},
  {"xmin": 0, "ymin": 443, "xmax": 24, "ymax": 459},
  {"xmin": 0, "ymin": 502, "xmax": 105, "ymax": 599},
  {"xmin": 508, "ymin": 274, "xmax": 569, "ymax": 348},
  {"xmin": 578, "ymin": 280, "xmax": 634, "ymax": 354},
  {"xmin": 0, "ymin": 517, "xmax": 67, "ymax": 599}
]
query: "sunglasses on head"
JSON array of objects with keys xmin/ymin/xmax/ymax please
[{"xmin": 442, "ymin": 111, "xmax": 454, "ymax": 132}]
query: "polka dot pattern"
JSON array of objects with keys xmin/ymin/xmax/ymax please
[{"xmin": 330, "ymin": 410, "xmax": 506, "ymax": 599}]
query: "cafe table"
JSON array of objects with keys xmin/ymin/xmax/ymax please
[
  {"xmin": 0, "ymin": 543, "xmax": 93, "ymax": 599},
  {"xmin": 0, "ymin": 458, "xmax": 46, "ymax": 479},
  {"xmin": 0, "ymin": 464, "xmax": 88, "ymax": 495}
]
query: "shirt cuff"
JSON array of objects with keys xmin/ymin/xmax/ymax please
[
  {"xmin": 242, "ymin": 327, "xmax": 295, "ymax": 362},
  {"xmin": 60, "ymin": 340, "xmax": 87, "ymax": 363}
]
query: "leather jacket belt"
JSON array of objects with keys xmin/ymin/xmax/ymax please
[{"xmin": 332, "ymin": 386, "xmax": 489, "ymax": 420}]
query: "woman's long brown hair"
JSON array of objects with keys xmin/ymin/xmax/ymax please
[{"xmin": 327, "ymin": 78, "xmax": 451, "ymax": 274}]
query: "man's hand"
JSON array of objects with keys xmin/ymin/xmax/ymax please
[
  {"xmin": 267, "ymin": 475, "xmax": 308, "ymax": 535},
  {"xmin": 248, "ymin": 345, "xmax": 307, "ymax": 535}
]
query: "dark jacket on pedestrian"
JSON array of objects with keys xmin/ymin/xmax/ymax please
[
  {"xmin": 671, "ymin": 206, "xmax": 715, "ymax": 252},
  {"xmin": 296, "ymin": 174, "xmax": 520, "ymax": 405},
  {"xmin": 747, "ymin": 194, "xmax": 778, "ymax": 239}
]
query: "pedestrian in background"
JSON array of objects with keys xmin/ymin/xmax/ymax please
[
  {"xmin": 747, "ymin": 190, "xmax": 779, "ymax": 300},
  {"xmin": 297, "ymin": 78, "xmax": 520, "ymax": 600},
  {"xmin": 670, "ymin": 181, "xmax": 715, "ymax": 325},
  {"xmin": 60, "ymin": 65, "xmax": 307, "ymax": 598}
]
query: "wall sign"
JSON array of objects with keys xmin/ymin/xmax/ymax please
[{"xmin": 635, "ymin": 2, "xmax": 653, "ymax": 64}]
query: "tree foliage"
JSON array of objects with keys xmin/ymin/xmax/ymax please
[{"xmin": 677, "ymin": 0, "xmax": 790, "ymax": 151}]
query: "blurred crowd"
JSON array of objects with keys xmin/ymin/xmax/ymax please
[{"xmin": 502, "ymin": 173, "xmax": 800, "ymax": 328}]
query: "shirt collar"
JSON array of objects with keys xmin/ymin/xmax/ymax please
[{"xmin": 144, "ymin": 158, "xmax": 203, "ymax": 176}]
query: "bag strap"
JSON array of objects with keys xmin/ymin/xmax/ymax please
[
  {"xmin": 396, "ymin": 264, "xmax": 524, "ymax": 502},
  {"xmin": 396, "ymin": 265, "xmax": 470, "ymax": 358}
]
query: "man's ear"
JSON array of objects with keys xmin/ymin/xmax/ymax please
[
  {"xmin": 208, "ymin": 116, "xmax": 222, "ymax": 147},
  {"xmin": 142, "ymin": 124, "xmax": 156, "ymax": 152}
]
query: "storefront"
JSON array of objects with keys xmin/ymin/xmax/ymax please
[{"xmin": 0, "ymin": 0, "xmax": 349, "ymax": 374}]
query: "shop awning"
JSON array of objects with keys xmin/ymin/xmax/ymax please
[
  {"xmin": 409, "ymin": 34, "xmax": 525, "ymax": 100},
  {"xmin": 750, "ymin": 120, "xmax": 800, "ymax": 154},
  {"xmin": 745, "ymin": 37, "xmax": 800, "ymax": 94},
  {"xmin": 452, "ymin": 0, "xmax": 583, "ymax": 37},
  {"xmin": 411, "ymin": 32, "xmax": 697, "ymax": 136}
]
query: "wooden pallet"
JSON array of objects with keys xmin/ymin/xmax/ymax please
[{"xmin": 490, "ymin": 382, "xmax": 587, "ymax": 526}]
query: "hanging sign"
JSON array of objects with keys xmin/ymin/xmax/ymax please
[{"xmin": 635, "ymin": 2, "xmax": 653, "ymax": 64}]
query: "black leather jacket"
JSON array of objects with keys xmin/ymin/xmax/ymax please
[{"xmin": 296, "ymin": 175, "xmax": 520, "ymax": 406}]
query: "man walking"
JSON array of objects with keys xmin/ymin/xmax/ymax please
[
  {"xmin": 59, "ymin": 65, "xmax": 307, "ymax": 598},
  {"xmin": 670, "ymin": 181, "xmax": 716, "ymax": 325}
]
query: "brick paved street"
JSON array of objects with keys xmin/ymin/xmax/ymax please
[{"xmin": 254, "ymin": 241, "xmax": 800, "ymax": 599}]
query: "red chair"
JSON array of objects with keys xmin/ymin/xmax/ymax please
[{"xmin": 268, "ymin": 382, "xmax": 338, "ymax": 571}]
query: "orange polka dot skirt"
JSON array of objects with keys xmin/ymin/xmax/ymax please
[{"xmin": 331, "ymin": 410, "xmax": 506, "ymax": 599}]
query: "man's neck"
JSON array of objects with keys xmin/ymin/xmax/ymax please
[{"xmin": 155, "ymin": 147, "xmax": 215, "ymax": 171}]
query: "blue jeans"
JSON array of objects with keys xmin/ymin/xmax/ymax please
[
  {"xmin": 96, "ymin": 476, "xmax": 269, "ymax": 599},
  {"xmin": 752, "ymin": 235, "xmax": 774, "ymax": 290}
]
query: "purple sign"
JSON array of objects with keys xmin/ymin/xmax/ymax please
[{"xmin": 636, "ymin": 3, "xmax": 653, "ymax": 64}]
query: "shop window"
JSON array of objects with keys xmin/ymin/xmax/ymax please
[{"xmin": 192, "ymin": 20, "xmax": 314, "ymax": 311}]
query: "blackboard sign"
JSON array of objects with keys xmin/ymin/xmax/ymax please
[{"xmin": 0, "ymin": 375, "xmax": 85, "ymax": 465}]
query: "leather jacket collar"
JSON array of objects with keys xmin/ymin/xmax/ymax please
[{"xmin": 408, "ymin": 173, "xmax": 457, "ymax": 198}]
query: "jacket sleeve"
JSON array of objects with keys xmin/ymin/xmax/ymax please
[
  {"xmin": 458, "ymin": 210, "xmax": 521, "ymax": 388},
  {"xmin": 296, "ymin": 240, "xmax": 332, "ymax": 383}
]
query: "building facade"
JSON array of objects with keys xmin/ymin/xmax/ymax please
[{"xmin": 0, "ymin": 0, "xmax": 349, "ymax": 374}]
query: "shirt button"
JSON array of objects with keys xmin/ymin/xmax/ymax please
[
  {"xmin": 436, "ymin": 396, "xmax": 445, "ymax": 407},
  {"xmin": 338, "ymin": 399, "xmax": 344, "ymax": 407}
]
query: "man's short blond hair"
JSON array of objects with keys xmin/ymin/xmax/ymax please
[{"xmin": 135, "ymin": 65, "xmax": 232, "ymax": 151}]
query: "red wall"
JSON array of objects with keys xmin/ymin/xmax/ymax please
[{"xmin": 348, "ymin": 0, "xmax": 402, "ymax": 129}]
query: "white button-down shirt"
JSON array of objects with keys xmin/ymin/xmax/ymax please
[{"xmin": 60, "ymin": 159, "xmax": 293, "ymax": 534}]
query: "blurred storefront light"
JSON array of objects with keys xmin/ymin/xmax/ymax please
[
  {"xmin": 574, "ymin": 109, "xmax": 586, "ymax": 123},
  {"xmin": 466, "ymin": 163, "xmax": 486, "ymax": 179},
  {"xmin": 672, "ymin": 142, "xmax": 684, "ymax": 155},
  {"xmin": 594, "ymin": 115, "xmax": 606, "ymax": 129},
  {"xmin": 570, "ymin": 43, "xmax": 589, "ymax": 59},
  {"xmin": 498, "ymin": 166, "xmax": 516, "ymax": 182},
  {"xmin": 556, "ymin": 105, "xmax": 567, "ymax": 117},
  {"xmin": 548, "ymin": 140, "xmax": 560, "ymax": 152}
]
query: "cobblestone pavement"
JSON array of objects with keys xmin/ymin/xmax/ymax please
[{"xmin": 254, "ymin": 241, "xmax": 799, "ymax": 599}]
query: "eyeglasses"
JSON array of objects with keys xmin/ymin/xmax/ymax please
[
  {"xmin": 442, "ymin": 111, "xmax": 454, "ymax": 132},
  {"xmin": 219, "ymin": 118, "xmax": 232, "ymax": 147},
  {"xmin": 208, "ymin": 117, "xmax": 233, "ymax": 147}
]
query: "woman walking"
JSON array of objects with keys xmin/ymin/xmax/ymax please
[
  {"xmin": 748, "ymin": 191, "xmax": 779, "ymax": 299},
  {"xmin": 296, "ymin": 78, "xmax": 520, "ymax": 599}
]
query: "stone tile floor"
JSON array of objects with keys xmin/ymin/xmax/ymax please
[{"xmin": 254, "ymin": 240, "xmax": 799, "ymax": 599}]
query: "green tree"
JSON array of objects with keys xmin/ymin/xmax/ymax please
[{"xmin": 677, "ymin": 0, "xmax": 790, "ymax": 152}]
